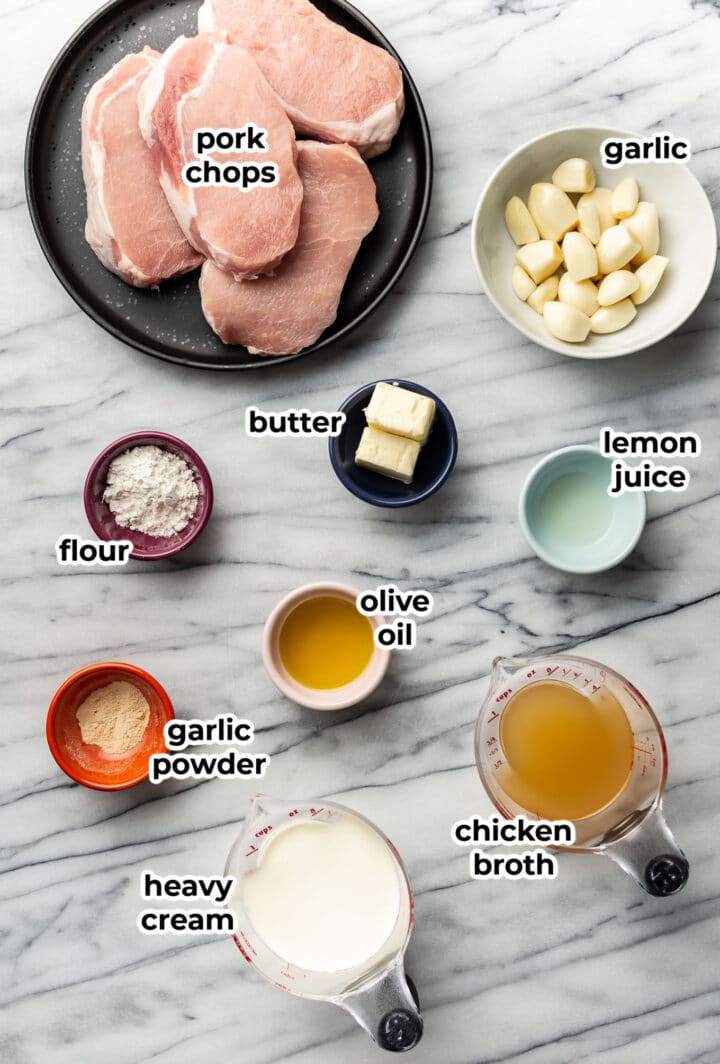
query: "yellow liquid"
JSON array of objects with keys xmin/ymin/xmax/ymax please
[
  {"xmin": 498, "ymin": 680, "xmax": 634, "ymax": 821},
  {"xmin": 279, "ymin": 596, "xmax": 375, "ymax": 690}
]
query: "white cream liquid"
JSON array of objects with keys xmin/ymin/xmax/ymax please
[{"xmin": 240, "ymin": 815, "xmax": 403, "ymax": 973}]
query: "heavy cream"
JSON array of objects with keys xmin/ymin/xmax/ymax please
[{"xmin": 239, "ymin": 815, "xmax": 403, "ymax": 973}]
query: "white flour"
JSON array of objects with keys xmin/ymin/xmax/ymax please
[{"xmin": 103, "ymin": 445, "xmax": 200, "ymax": 538}]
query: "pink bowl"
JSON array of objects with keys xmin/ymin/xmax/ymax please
[
  {"xmin": 84, "ymin": 431, "xmax": 214, "ymax": 560},
  {"xmin": 262, "ymin": 582, "xmax": 391, "ymax": 710}
]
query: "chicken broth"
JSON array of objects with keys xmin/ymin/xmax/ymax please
[{"xmin": 498, "ymin": 680, "xmax": 634, "ymax": 821}]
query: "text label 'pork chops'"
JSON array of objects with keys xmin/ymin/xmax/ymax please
[{"xmin": 182, "ymin": 125, "xmax": 280, "ymax": 188}]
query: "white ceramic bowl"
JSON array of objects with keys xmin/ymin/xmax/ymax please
[{"xmin": 471, "ymin": 126, "xmax": 717, "ymax": 359}]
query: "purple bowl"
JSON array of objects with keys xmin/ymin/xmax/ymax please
[{"xmin": 84, "ymin": 431, "xmax": 214, "ymax": 560}]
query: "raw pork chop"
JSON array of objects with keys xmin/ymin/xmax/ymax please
[
  {"xmin": 138, "ymin": 33, "xmax": 303, "ymax": 278},
  {"xmin": 81, "ymin": 49, "xmax": 202, "ymax": 287},
  {"xmin": 198, "ymin": 0, "xmax": 404, "ymax": 158},
  {"xmin": 200, "ymin": 141, "xmax": 379, "ymax": 355}
]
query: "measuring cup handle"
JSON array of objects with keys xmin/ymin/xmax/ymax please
[
  {"xmin": 644, "ymin": 853, "xmax": 690, "ymax": 897},
  {"xmin": 377, "ymin": 1008, "xmax": 424, "ymax": 1053},
  {"xmin": 340, "ymin": 963, "xmax": 423, "ymax": 1052},
  {"xmin": 607, "ymin": 803, "xmax": 689, "ymax": 897}
]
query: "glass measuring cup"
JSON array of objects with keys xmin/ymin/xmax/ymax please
[
  {"xmin": 225, "ymin": 796, "xmax": 423, "ymax": 1052},
  {"xmin": 475, "ymin": 655, "xmax": 689, "ymax": 896}
]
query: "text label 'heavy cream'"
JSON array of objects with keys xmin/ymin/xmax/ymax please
[
  {"xmin": 357, "ymin": 584, "xmax": 434, "ymax": 650},
  {"xmin": 138, "ymin": 870, "xmax": 237, "ymax": 935}
]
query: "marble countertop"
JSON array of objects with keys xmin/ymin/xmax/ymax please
[{"xmin": 2, "ymin": 0, "xmax": 720, "ymax": 1062}]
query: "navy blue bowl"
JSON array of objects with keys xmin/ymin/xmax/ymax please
[{"xmin": 329, "ymin": 380, "xmax": 458, "ymax": 507}]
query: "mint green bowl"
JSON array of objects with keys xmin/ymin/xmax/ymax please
[{"xmin": 519, "ymin": 445, "xmax": 646, "ymax": 574}]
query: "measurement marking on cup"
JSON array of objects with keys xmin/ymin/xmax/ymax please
[{"xmin": 633, "ymin": 742, "xmax": 657, "ymax": 773}]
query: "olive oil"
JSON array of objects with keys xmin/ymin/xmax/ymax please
[
  {"xmin": 499, "ymin": 680, "xmax": 634, "ymax": 821},
  {"xmin": 279, "ymin": 596, "xmax": 374, "ymax": 690}
]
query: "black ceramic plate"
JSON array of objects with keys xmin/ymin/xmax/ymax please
[{"xmin": 25, "ymin": 0, "xmax": 432, "ymax": 370}]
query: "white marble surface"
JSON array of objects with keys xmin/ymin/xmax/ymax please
[{"xmin": 2, "ymin": 1, "xmax": 720, "ymax": 1062}]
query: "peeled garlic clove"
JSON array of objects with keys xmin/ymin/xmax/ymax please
[
  {"xmin": 611, "ymin": 178, "xmax": 639, "ymax": 219},
  {"xmin": 512, "ymin": 264, "xmax": 537, "ymax": 301},
  {"xmin": 632, "ymin": 255, "xmax": 669, "ymax": 305},
  {"xmin": 577, "ymin": 199, "xmax": 601, "ymax": 244},
  {"xmin": 552, "ymin": 157, "xmax": 596, "ymax": 194},
  {"xmin": 543, "ymin": 301, "xmax": 591, "ymax": 342},
  {"xmin": 578, "ymin": 187, "xmax": 615, "ymax": 235},
  {"xmin": 596, "ymin": 225, "xmax": 641, "ymax": 273},
  {"xmin": 527, "ymin": 183, "xmax": 578, "ymax": 242},
  {"xmin": 516, "ymin": 240, "xmax": 563, "ymax": 284},
  {"xmin": 597, "ymin": 270, "xmax": 640, "ymax": 306},
  {"xmin": 527, "ymin": 274, "xmax": 559, "ymax": 314},
  {"xmin": 622, "ymin": 202, "xmax": 660, "ymax": 265},
  {"xmin": 590, "ymin": 299, "xmax": 637, "ymax": 334},
  {"xmin": 558, "ymin": 274, "xmax": 599, "ymax": 317},
  {"xmin": 505, "ymin": 196, "xmax": 540, "ymax": 246},
  {"xmin": 561, "ymin": 231, "xmax": 598, "ymax": 282}
]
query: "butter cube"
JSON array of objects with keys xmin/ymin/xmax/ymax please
[
  {"xmin": 355, "ymin": 427, "xmax": 420, "ymax": 484},
  {"xmin": 365, "ymin": 382, "xmax": 436, "ymax": 445}
]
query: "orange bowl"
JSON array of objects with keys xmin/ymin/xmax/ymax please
[{"xmin": 47, "ymin": 662, "xmax": 174, "ymax": 790}]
